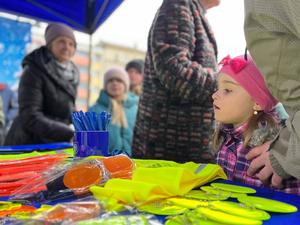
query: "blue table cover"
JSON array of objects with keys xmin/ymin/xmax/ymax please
[{"xmin": 0, "ymin": 142, "xmax": 73, "ymax": 152}]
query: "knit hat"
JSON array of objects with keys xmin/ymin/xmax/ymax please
[
  {"xmin": 104, "ymin": 67, "xmax": 130, "ymax": 91},
  {"xmin": 219, "ymin": 55, "xmax": 278, "ymax": 112},
  {"xmin": 125, "ymin": 59, "xmax": 144, "ymax": 74},
  {"xmin": 45, "ymin": 22, "xmax": 76, "ymax": 46}
]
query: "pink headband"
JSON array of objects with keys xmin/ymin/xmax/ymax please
[{"xmin": 219, "ymin": 55, "xmax": 277, "ymax": 112}]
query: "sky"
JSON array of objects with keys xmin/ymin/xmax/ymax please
[{"xmin": 91, "ymin": 0, "xmax": 246, "ymax": 60}]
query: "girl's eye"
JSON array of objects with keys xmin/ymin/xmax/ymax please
[{"xmin": 223, "ymin": 89, "xmax": 232, "ymax": 94}]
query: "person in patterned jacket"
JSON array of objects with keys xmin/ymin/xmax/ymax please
[
  {"xmin": 132, "ymin": 0, "xmax": 220, "ymax": 163},
  {"xmin": 213, "ymin": 54, "xmax": 300, "ymax": 195}
]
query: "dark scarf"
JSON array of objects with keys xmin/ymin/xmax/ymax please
[{"xmin": 54, "ymin": 60, "xmax": 79, "ymax": 85}]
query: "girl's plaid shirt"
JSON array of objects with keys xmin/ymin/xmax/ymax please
[{"xmin": 216, "ymin": 124, "xmax": 300, "ymax": 195}]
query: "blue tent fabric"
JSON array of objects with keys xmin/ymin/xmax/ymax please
[{"xmin": 0, "ymin": 0, "xmax": 124, "ymax": 34}]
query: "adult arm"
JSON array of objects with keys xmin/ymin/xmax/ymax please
[{"xmin": 244, "ymin": 0, "xmax": 300, "ymax": 179}]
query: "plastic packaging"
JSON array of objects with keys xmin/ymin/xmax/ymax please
[
  {"xmin": 0, "ymin": 153, "xmax": 69, "ymax": 197},
  {"xmin": 37, "ymin": 200, "xmax": 102, "ymax": 224},
  {"xmin": 76, "ymin": 214, "xmax": 163, "ymax": 225},
  {"xmin": 10, "ymin": 154, "xmax": 135, "ymax": 203}
]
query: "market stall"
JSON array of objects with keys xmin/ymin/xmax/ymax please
[{"xmin": 0, "ymin": 143, "xmax": 299, "ymax": 224}]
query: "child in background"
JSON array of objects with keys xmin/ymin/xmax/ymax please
[
  {"xmin": 89, "ymin": 67, "xmax": 138, "ymax": 156},
  {"xmin": 212, "ymin": 54, "xmax": 300, "ymax": 195},
  {"xmin": 125, "ymin": 59, "xmax": 144, "ymax": 96}
]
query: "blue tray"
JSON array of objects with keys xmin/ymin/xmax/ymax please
[{"xmin": 0, "ymin": 142, "xmax": 73, "ymax": 153}]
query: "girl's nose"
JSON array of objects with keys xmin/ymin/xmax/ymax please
[{"xmin": 212, "ymin": 90, "xmax": 219, "ymax": 100}]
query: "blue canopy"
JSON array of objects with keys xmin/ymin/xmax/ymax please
[{"xmin": 0, "ymin": 0, "xmax": 124, "ymax": 34}]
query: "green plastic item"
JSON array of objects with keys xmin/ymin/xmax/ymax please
[
  {"xmin": 200, "ymin": 186, "xmax": 246, "ymax": 198},
  {"xmin": 238, "ymin": 195, "xmax": 298, "ymax": 213},
  {"xmin": 138, "ymin": 200, "xmax": 187, "ymax": 215},
  {"xmin": 184, "ymin": 190, "xmax": 229, "ymax": 201},
  {"xmin": 76, "ymin": 215, "xmax": 151, "ymax": 225},
  {"xmin": 165, "ymin": 216, "xmax": 228, "ymax": 225},
  {"xmin": 196, "ymin": 207, "xmax": 262, "ymax": 225},
  {"xmin": 210, "ymin": 201, "xmax": 270, "ymax": 220},
  {"xmin": 0, "ymin": 148, "xmax": 74, "ymax": 160},
  {"xmin": 211, "ymin": 183, "xmax": 256, "ymax": 194}
]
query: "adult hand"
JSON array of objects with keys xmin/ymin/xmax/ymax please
[
  {"xmin": 246, "ymin": 141, "xmax": 283, "ymax": 188},
  {"xmin": 246, "ymin": 141, "xmax": 271, "ymax": 175}
]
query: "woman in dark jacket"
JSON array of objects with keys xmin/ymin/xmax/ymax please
[
  {"xmin": 5, "ymin": 23, "xmax": 79, "ymax": 145},
  {"xmin": 132, "ymin": 0, "xmax": 220, "ymax": 163}
]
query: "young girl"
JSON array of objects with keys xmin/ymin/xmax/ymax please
[
  {"xmin": 89, "ymin": 67, "xmax": 139, "ymax": 156},
  {"xmin": 213, "ymin": 55, "xmax": 300, "ymax": 195}
]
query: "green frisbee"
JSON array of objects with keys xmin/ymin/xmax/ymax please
[
  {"xmin": 210, "ymin": 201, "xmax": 270, "ymax": 220},
  {"xmin": 201, "ymin": 186, "xmax": 246, "ymax": 198},
  {"xmin": 238, "ymin": 195, "xmax": 298, "ymax": 213},
  {"xmin": 196, "ymin": 207, "xmax": 262, "ymax": 225},
  {"xmin": 184, "ymin": 190, "xmax": 229, "ymax": 201},
  {"xmin": 211, "ymin": 183, "xmax": 256, "ymax": 194},
  {"xmin": 138, "ymin": 200, "xmax": 187, "ymax": 215}
]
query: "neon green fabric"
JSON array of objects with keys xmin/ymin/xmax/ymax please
[{"xmin": 90, "ymin": 160, "xmax": 226, "ymax": 205}]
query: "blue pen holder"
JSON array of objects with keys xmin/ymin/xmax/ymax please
[{"xmin": 73, "ymin": 131, "xmax": 109, "ymax": 157}]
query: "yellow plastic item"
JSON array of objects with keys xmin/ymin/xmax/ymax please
[
  {"xmin": 196, "ymin": 207, "xmax": 263, "ymax": 225},
  {"xmin": 0, "ymin": 202, "xmax": 21, "ymax": 211},
  {"xmin": 0, "ymin": 148, "xmax": 74, "ymax": 160},
  {"xmin": 165, "ymin": 215, "xmax": 228, "ymax": 225},
  {"xmin": 34, "ymin": 205, "xmax": 53, "ymax": 214},
  {"xmin": 138, "ymin": 200, "xmax": 187, "ymax": 215},
  {"xmin": 167, "ymin": 197, "xmax": 209, "ymax": 209},
  {"xmin": 184, "ymin": 190, "xmax": 229, "ymax": 201},
  {"xmin": 238, "ymin": 195, "xmax": 298, "ymax": 213},
  {"xmin": 211, "ymin": 183, "xmax": 256, "ymax": 194},
  {"xmin": 210, "ymin": 201, "xmax": 270, "ymax": 220},
  {"xmin": 201, "ymin": 186, "xmax": 246, "ymax": 198}
]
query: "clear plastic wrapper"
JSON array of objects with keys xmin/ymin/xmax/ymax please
[
  {"xmin": 35, "ymin": 199, "xmax": 103, "ymax": 224},
  {"xmin": 0, "ymin": 153, "xmax": 69, "ymax": 197},
  {"xmin": 75, "ymin": 213, "xmax": 163, "ymax": 225},
  {"xmin": 9, "ymin": 154, "xmax": 135, "ymax": 204},
  {"xmin": 0, "ymin": 198, "xmax": 102, "ymax": 225}
]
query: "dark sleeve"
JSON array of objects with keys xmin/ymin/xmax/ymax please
[
  {"xmin": 18, "ymin": 67, "xmax": 73, "ymax": 142},
  {"xmin": 151, "ymin": 0, "xmax": 217, "ymax": 101}
]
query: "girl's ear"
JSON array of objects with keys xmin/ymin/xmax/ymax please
[{"xmin": 253, "ymin": 102, "xmax": 263, "ymax": 111}]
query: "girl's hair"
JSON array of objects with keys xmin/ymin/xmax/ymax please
[
  {"xmin": 212, "ymin": 111, "xmax": 278, "ymax": 151},
  {"xmin": 110, "ymin": 95, "xmax": 128, "ymax": 128}
]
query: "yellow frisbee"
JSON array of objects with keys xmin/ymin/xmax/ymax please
[
  {"xmin": 211, "ymin": 183, "xmax": 256, "ymax": 194},
  {"xmin": 238, "ymin": 195, "xmax": 298, "ymax": 213},
  {"xmin": 210, "ymin": 201, "xmax": 270, "ymax": 220}
]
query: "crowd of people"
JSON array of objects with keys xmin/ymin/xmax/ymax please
[{"xmin": 0, "ymin": 0, "xmax": 299, "ymax": 195}]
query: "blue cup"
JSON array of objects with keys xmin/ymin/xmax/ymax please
[{"xmin": 73, "ymin": 131, "xmax": 109, "ymax": 157}]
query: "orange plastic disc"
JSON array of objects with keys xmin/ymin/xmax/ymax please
[
  {"xmin": 101, "ymin": 155, "xmax": 134, "ymax": 179},
  {"xmin": 63, "ymin": 162, "xmax": 102, "ymax": 194}
]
